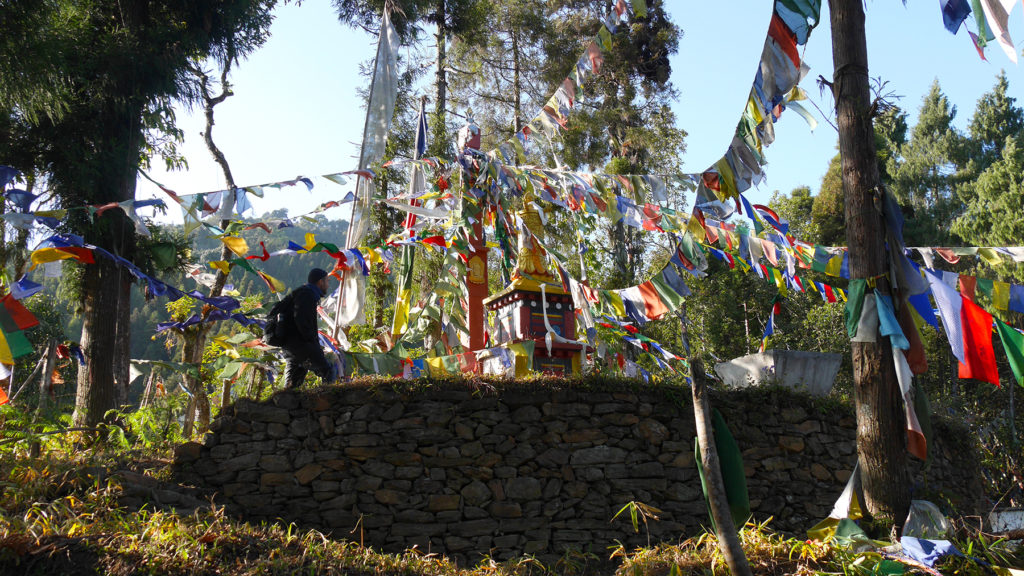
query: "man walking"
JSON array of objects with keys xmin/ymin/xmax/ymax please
[{"xmin": 280, "ymin": 267, "xmax": 336, "ymax": 388}]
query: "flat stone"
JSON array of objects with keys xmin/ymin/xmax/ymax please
[
  {"xmin": 383, "ymin": 452, "xmax": 421, "ymax": 466},
  {"xmin": 295, "ymin": 463, "xmax": 323, "ymax": 485},
  {"xmin": 461, "ymin": 480, "xmax": 491, "ymax": 506},
  {"xmin": 174, "ymin": 442, "xmax": 202, "ymax": 463},
  {"xmin": 570, "ymin": 446, "xmax": 626, "ymax": 466},
  {"xmin": 636, "ymin": 419, "xmax": 669, "ymax": 445},
  {"xmin": 428, "ymin": 494, "xmax": 461, "ymax": 511},
  {"xmin": 603, "ymin": 413, "xmax": 639, "ymax": 426},
  {"xmin": 259, "ymin": 455, "xmax": 291, "ymax": 472},
  {"xmin": 374, "ymin": 489, "xmax": 405, "ymax": 505},
  {"xmin": 505, "ymin": 477, "xmax": 542, "ymax": 500},
  {"xmin": 345, "ymin": 447, "xmax": 380, "ymax": 460},
  {"xmin": 221, "ymin": 452, "xmax": 260, "ymax": 473},
  {"xmin": 778, "ymin": 436, "xmax": 805, "ymax": 453},
  {"xmin": 797, "ymin": 420, "xmax": 821, "ymax": 434},
  {"xmin": 562, "ymin": 428, "xmax": 605, "ymax": 443},
  {"xmin": 260, "ymin": 472, "xmax": 292, "ymax": 488},
  {"xmin": 248, "ymin": 404, "xmax": 291, "ymax": 424},
  {"xmin": 489, "ymin": 502, "xmax": 522, "ymax": 518}
]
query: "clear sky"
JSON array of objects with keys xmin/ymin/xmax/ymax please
[{"xmin": 136, "ymin": 0, "xmax": 1024, "ymax": 222}]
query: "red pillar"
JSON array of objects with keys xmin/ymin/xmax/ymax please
[{"xmin": 466, "ymin": 218, "xmax": 488, "ymax": 353}]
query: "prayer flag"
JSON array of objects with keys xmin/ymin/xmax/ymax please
[
  {"xmin": 926, "ymin": 270, "xmax": 965, "ymax": 364},
  {"xmin": 220, "ymin": 236, "xmax": 249, "ymax": 257},
  {"xmin": 0, "ymin": 383, "xmax": 7, "ymax": 405},
  {"xmin": 637, "ymin": 281, "xmax": 669, "ymax": 320},
  {"xmin": 751, "ymin": 203, "xmax": 789, "ymax": 235},
  {"xmin": 760, "ymin": 297, "xmax": 782, "ymax": 353},
  {"xmin": 959, "ymin": 296, "xmax": 999, "ymax": 386},
  {"xmin": 996, "ymin": 319, "xmax": 1024, "ymax": 386},
  {"xmin": 603, "ymin": 291, "xmax": 626, "ymax": 318},
  {"xmin": 941, "ymin": 0, "xmax": 972, "ymax": 33},
  {"xmin": 0, "ymin": 295, "xmax": 38, "ymax": 330}
]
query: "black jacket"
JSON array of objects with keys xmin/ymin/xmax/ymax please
[{"xmin": 284, "ymin": 283, "xmax": 323, "ymax": 345}]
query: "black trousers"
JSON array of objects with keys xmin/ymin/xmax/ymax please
[{"xmin": 281, "ymin": 340, "xmax": 332, "ymax": 388}]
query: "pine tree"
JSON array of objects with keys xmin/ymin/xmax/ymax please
[{"xmin": 890, "ymin": 80, "xmax": 964, "ymax": 246}]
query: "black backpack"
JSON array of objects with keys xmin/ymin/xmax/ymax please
[{"xmin": 262, "ymin": 293, "xmax": 294, "ymax": 347}]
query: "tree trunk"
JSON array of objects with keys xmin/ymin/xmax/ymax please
[
  {"xmin": 511, "ymin": 25, "xmax": 522, "ymax": 134},
  {"xmin": 73, "ymin": 91, "xmax": 141, "ymax": 427},
  {"xmin": 691, "ymin": 359, "xmax": 752, "ymax": 576},
  {"xmin": 74, "ymin": 253, "xmax": 122, "ymax": 426},
  {"xmin": 434, "ymin": 0, "xmax": 447, "ymax": 149},
  {"xmin": 114, "ymin": 282, "xmax": 132, "ymax": 407},
  {"xmin": 184, "ymin": 57, "xmax": 240, "ymax": 431},
  {"xmin": 829, "ymin": 0, "xmax": 909, "ymax": 526}
]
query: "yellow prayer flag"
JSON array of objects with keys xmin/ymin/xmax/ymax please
[
  {"xmin": 508, "ymin": 342, "xmax": 533, "ymax": 378},
  {"xmin": 425, "ymin": 357, "xmax": 447, "ymax": 377},
  {"xmin": 735, "ymin": 255, "xmax": 751, "ymax": 274},
  {"xmin": 978, "ymin": 247, "xmax": 1003, "ymax": 268},
  {"xmin": 745, "ymin": 93, "xmax": 764, "ymax": 125},
  {"xmin": 304, "ymin": 232, "xmax": 317, "ymax": 251},
  {"xmin": 685, "ymin": 215, "xmax": 705, "ymax": 240},
  {"xmin": 603, "ymin": 291, "xmax": 626, "ymax": 317},
  {"xmin": 29, "ymin": 247, "xmax": 76, "ymax": 270},
  {"xmin": 392, "ymin": 289, "xmax": 411, "ymax": 338},
  {"xmin": 0, "ymin": 330, "xmax": 13, "ymax": 365},
  {"xmin": 209, "ymin": 261, "xmax": 232, "ymax": 274},
  {"xmin": 220, "ymin": 236, "xmax": 249, "ymax": 257},
  {"xmin": 994, "ymin": 281, "xmax": 1010, "ymax": 311},
  {"xmin": 771, "ymin": 268, "xmax": 787, "ymax": 297},
  {"xmin": 714, "ymin": 158, "xmax": 738, "ymax": 199},
  {"xmin": 825, "ymin": 255, "xmax": 843, "ymax": 277},
  {"xmin": 260, "ymin": 272, "xmax": 286, "ymax": 294}
]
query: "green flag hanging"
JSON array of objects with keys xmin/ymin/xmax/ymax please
[{"xmin": 996, "ymin": 319, "xmax": 1024, "ymax": 387}]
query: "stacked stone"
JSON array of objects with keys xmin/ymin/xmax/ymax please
[{"xmin": 174, "ymin": 385, "xmax": 983, "ymax": 565}]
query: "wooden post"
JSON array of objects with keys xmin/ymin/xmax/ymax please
[
  {"xmin": 691, "ymin": 359, "xmax": 752, "ymax": 576},
  {"xmin": 38, "ymin": 339, "xmax": 56, "ymax": 413}
]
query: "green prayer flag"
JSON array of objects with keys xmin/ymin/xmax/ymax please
[
  {"xmin": 844, "ymin": 279, "xmax": 868, "ymax": 338},
  {"xmin": 977, "ymin": 277, "xmax": 994, "ymax": 298},
  {"xmin": 631, "ymin": 0, "xmax": 647, "ymax": 18},
  {"xmin": 694, "ymin": 409, "xmax": 750, "ymax": 531},
  {"xmin": 913, "ymin": 382, "xmax": 933, "ymax": 464},
  {"xmin": 150, "ymin": 242, "xmax": 177, "ymax": 270},
  {"xmin": 971, "ymin": 0, "xmax": 994, "ymax": 44},
  {"xmin": 229, "ymin": 258, "xmax": 257, "ymax": 274},
  {"xmin": 651, "ymin": 273, "xmax": 686, "ymax": 310},
  {"xmin": 2, "ymin": 328, "xmax": 33, "ymax": 359},
  {"xmin": 996, "ymin": 319, "xmax": 1024, "ymax": 386}
]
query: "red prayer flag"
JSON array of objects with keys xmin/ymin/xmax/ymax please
[
  {"xmin": 1, "ymin": 295, "xmax": 38, "ymax": 330},
  {"xmin": 0, "ymin": 384, "xmax": 7, "ymax": 406},
  {"xmin": 959, "ymin": 275, "xmax": 977, "ymax": 301},
  {"xmin": 958, "ymin": 296, "xmax": 1000, "ymax": 386},
  {"xmin": 934, "ymin": 247, "xmax": 960, "ymax": 264},
  {"xmin": 823, "ymin": 284, "xmax": 837, "ymax": 303},
  {"xmin": 637, "ymin": 281, "xmax": 669, "ymax": 320},
  {"xmin": 768, "ymin": 13, "xmax": 800, "ymax": 67}
]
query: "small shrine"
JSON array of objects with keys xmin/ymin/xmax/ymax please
[{"xmin": 483, "ymin": 190, "xmax": 582, "ymax": 376}]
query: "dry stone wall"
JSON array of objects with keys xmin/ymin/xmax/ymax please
[{"xmin": 173, "ymin": 383, "xmax": 984, "ymax": 565}]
